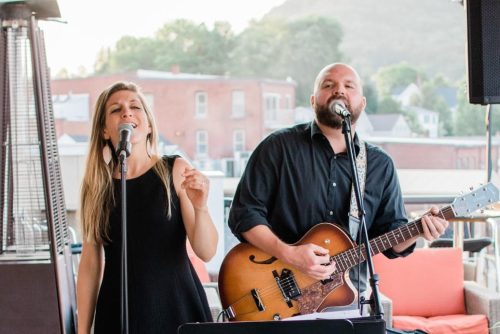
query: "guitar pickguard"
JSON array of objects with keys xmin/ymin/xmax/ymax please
[{"xmin": 297, "ymin": 273, "xmax": 344, "ymax": 314}]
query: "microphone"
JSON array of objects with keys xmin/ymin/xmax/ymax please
[
  {"xmin": 116, "ymin": 123, "xmax": 133, "ymax": 158},
  {"xmin": 329, "ymin": 100, "xmax": 350, "ymax": 117}
]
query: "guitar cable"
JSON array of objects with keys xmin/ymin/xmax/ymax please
[{"xmin": 216, "ymin": 310, "xmax": 227, "ymax": 322}]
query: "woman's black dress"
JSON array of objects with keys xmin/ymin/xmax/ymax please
[{"xmin": 94, "ymin": 156, "xmax": 212, "ymax": 333}]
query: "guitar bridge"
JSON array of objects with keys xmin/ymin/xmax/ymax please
[
  {"xmin": 251, "ymin": 288, "xmax": 265, "ymax": 312},
  {"xmin": 273, "ymin": 269, "xmax": 301, "ymax": 307}
]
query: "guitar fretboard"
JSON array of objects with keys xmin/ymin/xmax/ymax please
[{"xmin": 332, "ymin": 205, "xmax": 456, "ymax": 273}]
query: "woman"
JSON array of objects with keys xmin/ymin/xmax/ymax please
[{"xmin": 77, "ymin": 81, "xmax": 218, "ymax": 333}]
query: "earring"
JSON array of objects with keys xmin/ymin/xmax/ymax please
[
  {"xmin": 144, "ymin": 134, "xmax": 151, "ymax": 158},
  {"xmin": 102, "ymin": 142, "xmax": 112, "ymax": 164}
]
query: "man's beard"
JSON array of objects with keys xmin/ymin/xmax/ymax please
[{"xmin": 315, "ymin": 99, "xmax": 362, "ymax": 129}]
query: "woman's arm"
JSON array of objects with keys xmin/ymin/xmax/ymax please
[
  {"xmin": 76, "ymin": 241, "xmax": 104, "ymax": 334},
  {"xmin": 172, "ymin": 157, "xmax": 218, "ymax": 262}
]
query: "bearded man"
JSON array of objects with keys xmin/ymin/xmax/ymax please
[{"xmin": 228, "ymin": 63, "xmax": 447, "ymax": 302}]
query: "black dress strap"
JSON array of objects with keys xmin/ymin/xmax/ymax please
[{"xmin": 162, "ymin": 155, "xmax": 180, "ymax": 170}]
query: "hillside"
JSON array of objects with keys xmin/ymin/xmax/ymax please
[{"xmin": 265, "ymin": 0, "xmax": 467, "ymax": 81}]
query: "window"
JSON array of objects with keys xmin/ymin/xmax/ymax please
[
  {"xmin": 52, "ymin": 93, "xmax": 90, "ymax": 121},
  {"xmin": 195, "ymin": 91, "xmax": 208, "ymax": 118},
  {"xmin": 233, "ymin": 129, "xmax": 245, "ymax": 153},
  {"xmin": 232, "ymin": 91, "xmax": 245, "ymax": 118},
  {"xmin": 196, "ymin": 130, "xmax": 208, "ymax": 156},
  {"xmin": 264, "ymin": 94, "xmax": 279, "ymax": 122},
  {"xmin": 285, "ymin": 94, "xmax": 292, "ymax": 110}
]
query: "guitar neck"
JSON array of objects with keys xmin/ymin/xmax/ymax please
[{"xmin": 333, "ymin": 205, "xmax": 456, "ymax": 272}]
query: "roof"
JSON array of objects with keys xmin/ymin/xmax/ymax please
[
  {"xmin": 368, "ymin": 114, "xmax": 404, "ymax": 131},
  {"xmin": 405, "ymin": 105, "xmax": 438, "ymax": 115},
  {"xmin": 391, "ymin": 85, "xmax": 407, "ymax": 96},
  {"xmin": 435, "ymin": 86, "xmax": 458, "ymax": 108},
  {"xmin": 134, "ymin": 69, "xmax": 297, "ymax": 86}
]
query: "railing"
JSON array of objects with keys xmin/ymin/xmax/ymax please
[{"xmin": 223, "ymin": 194, "xmax": 500, "ymax": 291}]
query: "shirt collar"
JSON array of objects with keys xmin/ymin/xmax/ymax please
[{"xmin": 310, "ymin": 120, "xmax": 361, "ymax": 155}]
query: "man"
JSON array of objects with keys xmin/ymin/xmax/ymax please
[{"xmin": 228, "ymin": 63, "xmax": 448, "ymax": 296}]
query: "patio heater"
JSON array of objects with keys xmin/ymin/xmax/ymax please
[{"xmin": 0, "ymin": 1, "xmax": 76, "ymax": 333}]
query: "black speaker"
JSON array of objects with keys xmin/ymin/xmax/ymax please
[{"xmin": 466, "ymin": 0, "xmax": 500, "ymax": 104}]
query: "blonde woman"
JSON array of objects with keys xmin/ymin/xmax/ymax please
[{"xmin": 77, "ymin": 82, "xmax": 218, "ymax": 333}]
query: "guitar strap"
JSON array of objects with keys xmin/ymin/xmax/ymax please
[{"xmin": 348, "ymin": 140, "xmax": 367, "ymax": 241}]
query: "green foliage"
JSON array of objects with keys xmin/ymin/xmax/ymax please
[
  {"xmin": 454, "ymin": 81, "xmax": 488, "ymax": 136},
  {"xmin": 377, "ymin": 96, "xmax": 404, "ymax": 114},
  {"xmin": 454, "ymin": 79, "xmax": 500, "ymax": 136},
  {"xmin": 228, "ymin": 19, "xmax": 287, "ymax": 77},
  {"xmin": 154, "ymin": 20, "xmax": 235, "ymax": 74},
  {"xmin": 278, "ymin": 16, "xmax": 344, "ymax": 105},
  {"xmin": 94, "ymin": 16, "xmax": 344, "ymax": 107},
  {"xmin": 229, "ymin": 16, "xmax": 344, "ymax": 105},
  {"xmin": 94, "ymin": 19, "xmax": 235, "ymax": 75},
  {"xmin": 410, "ymin": 80, "xmax": 453, "ymax": 136},
  {"xmin": 373, "ymin": 62, "xmax": 426, "ymax": 96},
  {"xmin": 401, "ymin": 108, "xmax": 425, "ymax": 136},
  {"xmin": 363, "ymin": 80, "xmax": 378, "ymax": 114}
]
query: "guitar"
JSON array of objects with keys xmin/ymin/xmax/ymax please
[{"xmin": 218, "ymin": 183, "xmax": 499, "ymax": 321}]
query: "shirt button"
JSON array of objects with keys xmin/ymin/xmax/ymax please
[
  {"xmin": 334, "ymin": 156, "xmax": 337, "ymax": 160},
  {"xmin": 329, "ymin": 211, "xmax": 333, "ymax": 215},
  {"xmin": 332, "ymin": 182, "xmax": 337, "ymax": 187}
]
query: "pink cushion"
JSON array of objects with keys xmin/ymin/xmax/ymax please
[
  {"xmin": 373, "ymin": 248, "xmax": 465, "ymax": 317},
  {"xmin": 393, "ymin": 314, "xmax": 488, "ymax": 334},
  {"xmin": 186, "ymin": 241, "xmax": 210, "ymax": 283}
]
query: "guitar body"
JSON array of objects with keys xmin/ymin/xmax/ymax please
[{"xmin": 218, "ymin": 223, "xmax": 358, "ymax": 321}]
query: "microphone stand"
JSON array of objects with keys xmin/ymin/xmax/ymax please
[
  {"xmin": 119, "ymin": 149, "xmax": 129, "ymax": 334},
  {"xmin": 340, "ymin": 114, "xmax": 384, "ymax": 319}
]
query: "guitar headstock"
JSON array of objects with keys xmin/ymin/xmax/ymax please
[{"xmin": 451, "ymin": 183, "xmax": 499, "ymax": 217}]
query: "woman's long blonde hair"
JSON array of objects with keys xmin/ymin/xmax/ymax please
[{"xmin": 80, "ymin": 81, "xmax": 172, "ymax": 244}]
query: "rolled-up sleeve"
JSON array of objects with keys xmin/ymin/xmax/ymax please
[{"xmin": 228, "ymin": 136, "xmax": 281, "ymax": 242}]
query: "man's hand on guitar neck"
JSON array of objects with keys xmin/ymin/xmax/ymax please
[{"xmin": 393, "ymin": 205, "xmax": 449, "ymax": 253}]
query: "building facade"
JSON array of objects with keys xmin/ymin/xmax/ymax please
[{"xmin": 51, "ymin": 70, "xmax": 296, "ymax": 174}]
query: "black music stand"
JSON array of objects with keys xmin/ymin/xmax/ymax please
[{"xmin": 178, "ymin": 317, "xmax": 385, "ymax": 334}]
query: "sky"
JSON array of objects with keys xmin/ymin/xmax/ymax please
[{"xmin": 40, "ymin": 0, "xmax": 287, "ymax": 76}]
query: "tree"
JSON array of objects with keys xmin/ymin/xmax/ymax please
[
  {"xmin": 454, "ymin": 79, "xmax": 500, "ymax": 136},
  {"xmin": 154, "ymin": 19, "xmax": 235, "ymax": 74},
  {"xmin": 377, "ymin": 96, "xmax": 404, "ymax": 114},
  {"xmin": 278, "ymin": 16, "xmax": 344, "ymax": 105},
  {"xmin": 377, "ymin": 97, "xmax": 423, "ymax": 135},
  {"xmin": 228, "ymin": 19, "xmax": 287, "ymax": 77},
  {"xmin": 410, "ymin": 80, "xmax": 453, "ymax": 136},
  {"xmin": 363, "ymin": 80, "xmax": 378, "ymax": 114},
  {"xmin": 454, "ymin": 81, "xmax": 490, "ymax": 136},
  {"xmin": 229, "ymin": 16, "xmax": 344, "ymax": 106},
  {"xmin": 94, "ymin": 19, "xmax": 235, "ymax": 75},
  {"xmin": 373, "ymin": 62, "xmax": 426, "ymax": 96}
]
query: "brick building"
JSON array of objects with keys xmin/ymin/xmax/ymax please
[
  {"xmin": 51, "ymin": 69, "xmax": 296, "ymax": 173},
  {"xmin": 368, "ymin": 136, "xmax": 500, "ymax": 172}
]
